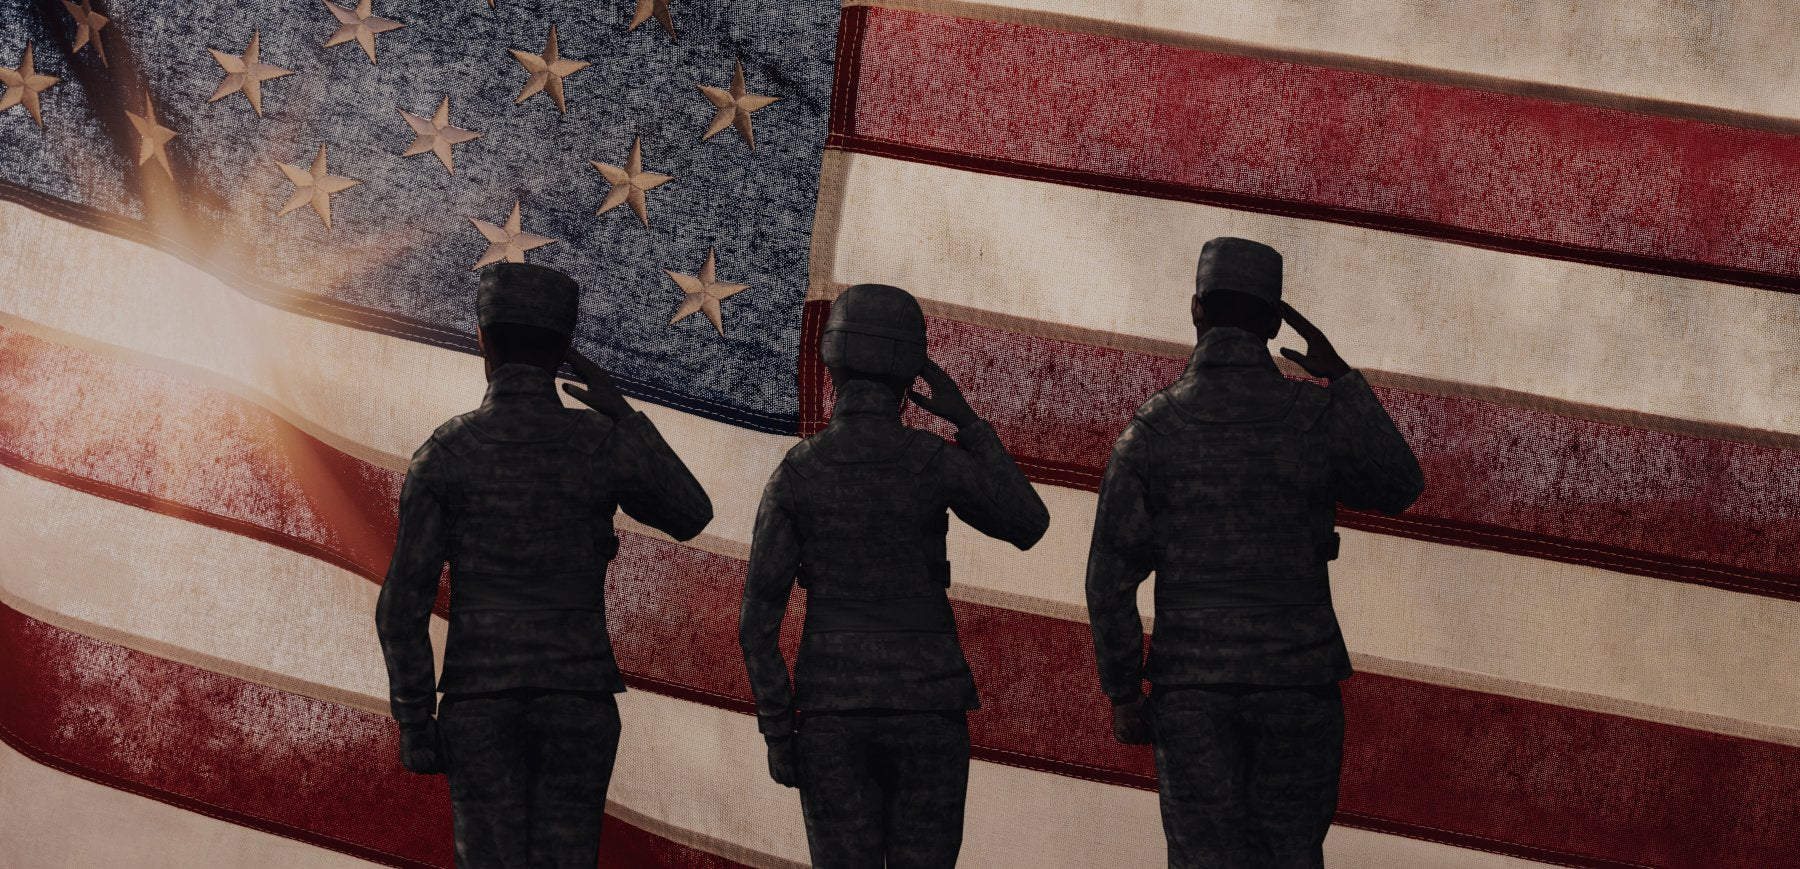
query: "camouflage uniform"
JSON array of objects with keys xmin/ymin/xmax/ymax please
[
  {"xmin": 1087, "ymin": 321, "xmax": 1423, "ymax": 868},
  {"xmin": 740, "ymin": 373, "xmax": 1049, "ymax": 868},
  {"xmin": 377, "ymin": 264, "xmax": 713, "ymax": 868}
]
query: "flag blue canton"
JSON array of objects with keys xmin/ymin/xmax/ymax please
[{"xmin": 0, "ymin": 0, "xmax": 843, "ymax": 432}]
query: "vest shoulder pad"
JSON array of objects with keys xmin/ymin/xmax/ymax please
[
  {"xmin": 1131, "ymin": 389, "xmax": 1184, "ymax": 435},
  {"xmin": 564, "ymin": 409, "xmax": 612, "ymax": 454},
  {"xmin": 1282, "ymin": 382, "xmax": 1332, "ymax": 431},
  {"xmin": 431, "ymin": 414, "xmax": 482, "ymax": 456},
  {"xmin": 901, "ymin": 429, "xmax": 946, "ymax": 472},
  {"xmin": 784, "ymin": 437, "xmax": 823, "ymax": 478}
]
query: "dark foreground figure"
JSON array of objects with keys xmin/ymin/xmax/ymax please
[
  {"xmin": 376, "ymin": 263, "xmax": 713, "ymax": 868},
  {"xmin": 1087, "ymin": 238, "xmax": 1424, "ymax": 868},
  {"xmin": 740, "ymin": 283, "xmax": 1049, "ymax": 868}
]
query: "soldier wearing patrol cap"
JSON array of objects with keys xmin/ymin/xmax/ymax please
[
  {"xmin": 1085, "ymin": 238, "xmax": 1424, "ymax": 868},
  {"xmin": 739, "ymin": 283, "xmax": 1050, "ymax": 868},
  {"xmin": 376, "ymin": 261, "xmax": 714, "ymax": 867}
]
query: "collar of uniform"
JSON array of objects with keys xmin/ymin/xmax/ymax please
[
  {"xmin": 481, "ymin": 362, "xmax": 561, "ymax": 405},
  {"xmin": 1186, "ymin": 326, "xmax": 1278, "ymax": 374},
  {"xmin": 830, "ymin": 378, "xmax": 904, "ymax": 420}
]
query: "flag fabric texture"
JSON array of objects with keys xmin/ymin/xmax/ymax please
[{"xmin": 1, "ymin": 1, "xmax": 1797, "ymax": 867}]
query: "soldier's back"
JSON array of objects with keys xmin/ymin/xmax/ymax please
[
  {"xmin": 428, "ymin": 394, "xmax": 629, "ymax": 696},
  {"xmin": 1131, "ymin": 357, "xmax": 1352, "ymax": 687},
  {"xmin": 780, "ymin": 420, "xmax": 980, "ymax": 714}
]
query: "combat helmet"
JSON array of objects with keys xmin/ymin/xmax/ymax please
[{"xmin": 820, "ymin": 283, "xmax": 927, "ymax": 382}]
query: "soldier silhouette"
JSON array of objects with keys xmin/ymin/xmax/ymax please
[
  {"xmin": 376, "ymin": 262, "xmax": 714, "ymax": 868},
  {"xmin": 1086, "ymin": 238, "xmax": 1424, "ymax": 869},
  {"xmin": 739, "ymin": 283, "xmax": 1049, "ymax": 868}
]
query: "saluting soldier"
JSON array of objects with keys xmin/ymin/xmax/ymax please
[
  {"xmin": 739, "ymin": 283, "xmax": 1050, "ymax": 868},
  {"xmin": 1086, "ymin": 238, "xmax": 1424, "ymax": 869},
  {"xmin": 376, "ymin": 262, "xmax": 713, "ymax": 868}
]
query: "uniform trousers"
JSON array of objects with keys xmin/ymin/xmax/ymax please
[
  {"xmin": 798, "ymin": 710, "xmax": 971, "ymax": 869},
  {"xmin": 438, "ymin": 689, "xmax": 621, "ymax": 869},
  {"xmin": 1151, "ymin": 682, "xmax": 1344, "ymax": 869}
]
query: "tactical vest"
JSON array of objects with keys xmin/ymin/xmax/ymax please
[
  {"xmin": 1137, "ymin": 381, "xmax": 1341, "ymax": 610},
  {"xmin": 785, "ymin": 429, "xmax": 956, "ymax": 634},
  {"xmin": 432, "ymin": 413, "xmax": 620, "ymax": 613}
]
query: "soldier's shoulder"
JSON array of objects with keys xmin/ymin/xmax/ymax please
[
  {"xmin": 424, "ymin": 413, "xmax": 481, "ymax": 456},
  {"xmin": 561, "ymin": 407, "xmax": 616, "ymax": 453},
  {"xmin": 780, "ymin": 433, "xmax": 822, "ymax": 477},
  {"xmin": 899, "ymin": 427, "xmax": 948, "ymax": 471},
  {"xmin": 1282, "ymin": 379, "xmax": 1333, "ymax": 431},
  {"xmin": 899, "ymin": 423, "xmax": 950, "ymax": 447},
  {"xmin": 1130, "ymin": 387, "xmax": 1185, "ymax": 433}
]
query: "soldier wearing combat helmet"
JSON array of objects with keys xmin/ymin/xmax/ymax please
[
  {"xmin": 1085, "ymin": 238, "xmax": 1424, "ymax": 868},
  {"xmin": 739, "ymin": 283, "xmax": 1050, "ymax": 868},
  {"xmin": 376, "ymin": 262, "xmax": 713, "ymax": 866}
]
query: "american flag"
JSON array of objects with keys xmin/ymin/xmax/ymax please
[{"xmin": 1, "ymin": 0, "xmax": 1796, "ymax": 866}]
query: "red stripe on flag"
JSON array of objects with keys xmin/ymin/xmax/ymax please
[
  {"xmin": 0, "ymin": 602, "xmax": 743, "ymax": 869},
  {"xmin": 796, "ymin": 302, "xmax": 1800, "ymax": 600},
  {"xmin": 829, "ymin": 6, "xmax": 1800, "ymax": 294},
  {"xmin": 7, "ymin": 330, "xmax": 1800, "ymax": 868}
]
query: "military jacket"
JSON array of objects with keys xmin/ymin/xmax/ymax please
[
  {"xmin": 1086, "ymin": 327, "xmax": 1423, "ymax": 701},
  {"xmin": 739, "ymin": 378, "xmax": 1050, "ymax": 737},
  {"xmin": 376, "ymin": 363, "xmax": 713, "ymax": 727}
]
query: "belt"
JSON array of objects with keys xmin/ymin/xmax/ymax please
[
  {"xmin": 449, "ymin": 569, "xmax": 606, "ymax": 613},
  {"xmin": 802, "ymin": 593, "xmax": 957, "ymax": 634},
  {"xmin": 1155, "ymin": 574, "xmax": 1332, "ymax": 609},
  {"xmin": 1155, "ymin": 533, "xmax": 1338, "ymax": 610},
  {"xmin": 797, "ymin": 559, "xmax": 951, "ymax": 593}
]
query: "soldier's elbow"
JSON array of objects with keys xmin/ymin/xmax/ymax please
[
  {"xmin": 663, "ymin": 500, "xmax": 713, "ymax": 542},
  {"xmin": 671, "ymin": 513, "xmax": 711, "ymax": 542},
  {"xmin": 1395, "ymin": 469, "xmax": 1426, "ymax": 511},
  {"xmin": 1376, "ymin": 482, "xmax": 1424, "ymax": 515},
  {"xmin": 1012, "ymin": 517, "xmax": 1050, "ymax": 551},
  {"xmin": 1013, "ymin": 501, "xmax": 1051, "ymax": 550}
]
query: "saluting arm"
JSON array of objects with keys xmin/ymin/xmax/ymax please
[
  {"xmin": 1326, "ymin": 371, "xmax": 1425, "ymax": 514},
  {"xmin": 940, "ymin": 419, "xmax": 1050, "ymax": 550},
  {"xmin": 910, "ymin": 359, "xmax": 1049, "ymax": 550},
  {"xmin": 1276, "ymin": 301, "xmax": 1424, "ymax": 515},
  {"xmin": 563, "ymin": 348, "xmax": 714, "ymax": 540},
  {"xmin": 604, "ymin": 411, "xmax": 715, "ymax": 541}
]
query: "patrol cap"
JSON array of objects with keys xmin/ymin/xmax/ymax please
[
  {"xmin": 821, "ymin": 283, "xmax": 927, "ymax": 382},
  {"xmin": 477, "ymin": 262, "xmax": 580, "ymax": 336},
  {"xmin": 1195, "ymin": 237, "xmax": 1282, "ymax": 307}
]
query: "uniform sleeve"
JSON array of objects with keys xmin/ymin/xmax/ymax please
[
  {"xmin": 1324, "ymin": 371, "xmax": 1425, "ymax": 515},
  {"xmin": 1085, "ymin": 421, "xmax": 1158, "ymax": 704},
  {"xmin": 603, "ymin": 410, "xmax": 714, "ymax": 542},
  {"xmin": 738, "ymin": 462, "xmax": 801, "ymax": 738},
  {"xmin": 374, "ymin": 438, "xmax": 449, "ymax": 727},
  {"xmin": 937, "ymin": 419, "xmax": 1050, "ymax": 551}
]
